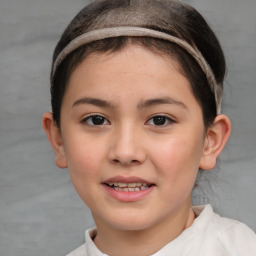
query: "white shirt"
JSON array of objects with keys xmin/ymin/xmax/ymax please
[{"xmin": 67, "ymin": 205, "xmax": 256, "ymax": 256}]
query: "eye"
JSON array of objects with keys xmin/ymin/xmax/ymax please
[
  {"xmin": 146, "ymin": 115, "xmax": 175, "ymax": 127},
  {"xmin": 81, "ymin": 114, "xmax": 110, "ymax": 126}
]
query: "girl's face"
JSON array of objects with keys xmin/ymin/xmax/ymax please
[{"xmin": 58, "ymin": 46, "xmax": 209, "ymax": 231}]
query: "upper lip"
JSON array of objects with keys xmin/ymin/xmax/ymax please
[{"xmin": 103, "ymin": 176, "xmax": 154, "ymax": 185}]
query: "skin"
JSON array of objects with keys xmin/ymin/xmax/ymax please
[{"xmin": 43, "ymin": 45, "xmax": 231, "ymax": 256}]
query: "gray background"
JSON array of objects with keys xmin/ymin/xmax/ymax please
[{"xmin": 0, "ymin": 0, "xmax": 255, "ymax": 255}]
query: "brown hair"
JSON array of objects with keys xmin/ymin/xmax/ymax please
[{"xmin": 51, "ymin": 0, "xmax": 226, "ymax": 128}]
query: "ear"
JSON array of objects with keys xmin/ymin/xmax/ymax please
[
  {"xmin": 42, "ymin": 112, "xmax": 67, "ymax": 168},
  {"xmin": 200, "ymin": 114, "xmax": 231, "ymax": 170}
]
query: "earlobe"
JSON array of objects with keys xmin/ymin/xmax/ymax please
[
  {"xmin": 42, "ymin": 112, "xmax": 67, "ymax": 168},
  {"xmin": 200, "ymin": 114, "xmax": 231, "ymax": 170}
]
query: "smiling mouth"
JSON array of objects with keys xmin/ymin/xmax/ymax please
[{"xmin": 105, "ymin": 182, "xmax": 153, "ymax": 192}]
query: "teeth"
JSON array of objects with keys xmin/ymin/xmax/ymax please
[
  {"xmin": 128, "ymin": 183, "xmax": 136, "ymax": 188},
  {"xmin": 108, "ymin": 182, "xmax": 148, "ymax": 187},
  {"xmin": 107, "ymin": 182, "xmax": 150, "ymax": 191}
]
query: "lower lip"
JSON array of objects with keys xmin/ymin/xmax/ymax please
[{"xmin": 102, "ymin": 184, "xmax": 155, "ymax": 202}]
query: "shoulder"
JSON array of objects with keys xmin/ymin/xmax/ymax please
[
  {"xmin": 195, "ymin": 205, "xmax": 256, "ymax": 255},
  {"xmin": 66, "ymin": 243, "xmax": 87, "ymax": 256},
  {"xmin": 214, "ymin": 214, "xmax": 256, "ymax": 254}
]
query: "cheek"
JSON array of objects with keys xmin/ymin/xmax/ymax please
[
  {"xmin": 63, "ymin": 135, "xmax": 107, "ymax": 178},
  {"xmin": 62, "ymin": 135, "xmax": 108, "ymax": 206},
  {"xmin": 150, "ymin": 136, "xmax": 203, "ymax": 207},
  {"xmin": 151, "ymin": 134, "xmax": 204, "ymax": 182}
]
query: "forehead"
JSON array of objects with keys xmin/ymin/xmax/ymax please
[
  {"xmin": 67, "ymin": 45, "xmax": 187, "ymax": 91},
  {"xmin": 61, "ymin": 45, "xmax": 200, "ymax": 114},
  {"xmin": 69, "ymin": 45, "xmax": 185, "ymax": 86}
]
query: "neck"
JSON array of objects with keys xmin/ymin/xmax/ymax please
[{"xmin": 92, "ymin": 203, "xmax": 196, "ymax": 256}]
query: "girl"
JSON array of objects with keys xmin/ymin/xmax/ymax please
[{"xmin": 42, "ymin": 0, "xmax": 256, "ymax": 255}]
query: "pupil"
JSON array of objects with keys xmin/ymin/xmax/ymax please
[
  {"xmin": 153, "ymin": 116, "xmax": 166, "ymax": 125},
  {"xmin": 92, "ymin": 116, "xmax": 104, "ymax": 125}
]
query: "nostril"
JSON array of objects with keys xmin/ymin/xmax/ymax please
[{"xmin": 112, "ymin": 158, "xmax": 139, "ymax": 165}]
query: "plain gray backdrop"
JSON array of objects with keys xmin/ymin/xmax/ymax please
[{"xmin": 0, "ymin": 0, "xmax": 255, "ymax": 255}]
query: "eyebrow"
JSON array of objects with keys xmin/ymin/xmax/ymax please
[
  {"xmin": 72, "ymin": 97, "xmax": 116, "ymax": 108},
  {"xmin": 72, "ymin": 96, "xmax": 187, "ymax": 110},
  {"xmin": 137, "ymin": 97, "xmax": 187, "ymax": 109}
]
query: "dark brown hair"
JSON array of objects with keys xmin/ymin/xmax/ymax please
[{"xmin": 51, "ymin": 0, "xmax": 226, "ymax": 128}]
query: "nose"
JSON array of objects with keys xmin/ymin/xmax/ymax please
[{"xmin": 108, "ymin": 124, "xmax": 146, "ymax": 166}]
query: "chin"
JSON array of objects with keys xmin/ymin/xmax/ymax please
[{"xmin": 104, "ymin": 213, "xmax": 159, "ymax": 232}]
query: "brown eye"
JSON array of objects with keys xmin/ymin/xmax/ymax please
[
  {"xmin": 153, "ymin": 116, "xmax": 167, "ymax": 126},
  {"xmin": 82, "ymin": 115, "xmax": 110, "ymax": 126},
  {"xmin": 146, "ymin": 115, "xmax": 174, "ymax": 126}
]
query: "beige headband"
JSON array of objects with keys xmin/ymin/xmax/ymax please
[{"xmin": 52, "ymin": 26, "xmax": 222, "ymax": 114}]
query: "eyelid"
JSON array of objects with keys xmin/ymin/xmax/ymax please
[
  {"xmin": 81, "ymin": 113, "xmax": 110, "ymax": 126},
  {"xmin": 145, "ymin": 114, "xmax": 176, "ymax": 127}
]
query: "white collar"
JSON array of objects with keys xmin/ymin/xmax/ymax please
[{"xmin": 85, "ymin": 204, "xmax": 214, "ymax": 256}]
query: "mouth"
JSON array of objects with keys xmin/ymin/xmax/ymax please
[
  {"xmin": 104, "ymin": 182, "xmax": 153, "ymax": 192},
  {"xmin": 102, "ymin": 176, "xmax": 155, "ymax": 201}
]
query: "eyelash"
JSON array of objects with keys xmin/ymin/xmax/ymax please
[
  {"xmin": 81, "ymin": 114, "xmax": 110, "ymax": 126},
  {"xmin": 81, "ymin": 114, "xmax": 175, "ymax": 127},
  {"xmin": 146, "ymin": 115, "xmax": 175, "ymax": 127}
]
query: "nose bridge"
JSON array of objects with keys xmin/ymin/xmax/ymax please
[{"xmin": 109, "ymin": 121, "xmax": 145, "ymax": 165}]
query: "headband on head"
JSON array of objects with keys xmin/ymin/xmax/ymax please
[{"xmin": 52, "ymin": 26, "xmax": 222, "ymax": 114}]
